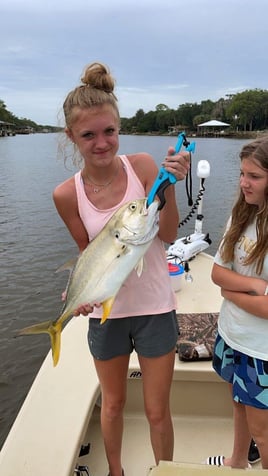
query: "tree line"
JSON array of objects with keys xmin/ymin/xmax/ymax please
[
  {"xmin": 120, "ymin": 89, "xmax": 268, "ymax": 135},
  {"xmin": 1, "ymin": 88, "xmax": 268, "ymax": 135},
  {"xmin": 0, "ymin": 100, "xmax": 59, "ymax": 132}
]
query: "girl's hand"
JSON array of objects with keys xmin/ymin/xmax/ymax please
[
  {"xmin": 61, "ymin": 290, "xmax": 101, "ymax": 316},
  {"xmin": 221, "ymin": 279, "xmax": 268, "ymax": 300},
  {"xmin": 249, "ymin": 278, "xmax": 268, "ymax": 296},
  {"xmin": 162, "ymin": 147, "xmax": 190, "ymax": 181},
  {"xmin": 73, "ymin": 303, "xmax": 95, "ymax": 316},
  {"xmin": 73, "ymin": 302, "xmax": 101, "ymax": 316}
]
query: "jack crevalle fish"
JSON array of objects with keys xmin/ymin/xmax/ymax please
[{"xmin": 18, "ymin": 198, "xmax": 159, "ymax": 366}]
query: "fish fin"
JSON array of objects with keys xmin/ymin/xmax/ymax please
[
  {"xmin": 55, "ymin": 257, "xmax": 78, "ymax": 273},
  {"xmin": 135, "ymin": 257, "xmax": 144, "ymax": 277},
  {"xmin": 17, "ymin": 319, "xmax": 63, "ymax": 367},
  {"xmin": 100, "ymin": 297, "xmax": 115, "ymax": 324},
  {"xmin": 49, "ymin": 321, "xmax": 62, "ymax": 367},
  {"xmin": 17, "ymin": 319, "xmax": 53, "ymax": 336}
]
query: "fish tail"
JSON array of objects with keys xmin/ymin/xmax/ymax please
[{"xmin": 17, "ymin": 319, "xmax": 63, "ymax": 367}]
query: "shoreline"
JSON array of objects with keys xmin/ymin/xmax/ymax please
[{"xmin": 120, "ymin": 130, "xmax": 268, "ymax": 139}]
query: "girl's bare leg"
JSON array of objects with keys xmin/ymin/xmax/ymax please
[
  {"xmin": 138, "ymin": 350, "xmax": 176, "ymax": 463},
  {"xmin": 246, "ymin": 405, "xmax": 268, "ymax": 469},
  {"xmin": 225, "ymin": 396, "xmax": 251, "ymax": 468},
  {"xmin": 94, "ymin": 354, "xmax": 130, "ymax": 476}
]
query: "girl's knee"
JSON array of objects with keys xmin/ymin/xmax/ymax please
[
  {"xmin": 145, "ymin": 407, "xmax": 171, "ymax": 428},
  {"xmin": 102, "ymin": 397, "xmax": 126, "ymax": 420}
]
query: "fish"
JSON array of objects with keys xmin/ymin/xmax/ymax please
[{"xmin": 18, "ymin": 198, "xmax": 159, "ymax": 366}]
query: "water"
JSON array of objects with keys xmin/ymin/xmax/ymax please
[{"xmin": 0, "ymin": 133, "xmax": 248, "ymax": 449}]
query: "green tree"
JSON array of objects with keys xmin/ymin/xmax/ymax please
[
  {"xmin": 155, "ymin": 104, "xmax": 169, "ymax": 111},
  {"xmin": 256, "ymin": 90, "xmax": 268, "ymax": 129},
  {"xmin": 211, "ymin": 98, "xmax": 228, "ymax": 122},
  {"xmin": 176, "ymin": 103, "xmax": 202, "ymax": 128},
  {"xmin": 200, "ymin": 100, "xmax": 214, "ymax": 116},
  {"xmin": 226, "ymin": 90, "xmax": 264, "ymax": 131},
  {"xmin": 118, "ymin": 88, "xmax": 268, "ymax": 134},
  {"xmin": 136, "ymin": 111, "xmax": 157, "ymax": 133},
  {"xmin": 193, "ymin": 114, "xmax": 210, "ymax": 128}
]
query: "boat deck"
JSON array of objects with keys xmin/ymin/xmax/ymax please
[
  {"xmin": 76, "ymin": 353, "xmax": 261, "ymax": 476},
  {"xmin": 80, "ymin": 407, "xmax": 233, "ymax": 475}
]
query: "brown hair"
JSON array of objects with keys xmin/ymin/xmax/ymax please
[
  {"xmin": 220, "ymin": 136, "xmax": 268, "ymax": 274},
  {"xmin": 63, "ymin": 62, "xmax": 119, "ymax": 128}
]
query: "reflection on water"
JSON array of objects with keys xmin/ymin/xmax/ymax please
[{"xmin": 0, "ymin": 133, "xmax": 248, "ymax": 448}]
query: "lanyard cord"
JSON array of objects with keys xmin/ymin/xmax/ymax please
[
  {"xmin": 179, "ymin": 176, "xmax": 205, "ymax": 228},
  {"xmin": 185, "ymin": 152, "xmax": 193, "ymax": 207}
]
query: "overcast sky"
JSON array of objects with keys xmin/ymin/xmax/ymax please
[{"xmin": 1, "ymin": 0, "xmax": 267, "ymax": 126}]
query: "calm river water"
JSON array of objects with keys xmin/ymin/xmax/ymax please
[{"xmin": 0, "ymin": 133, "xmax": 249, "ymax": 448}]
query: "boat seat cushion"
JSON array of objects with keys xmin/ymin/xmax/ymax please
[{"xmin": 176, "ymin": 313, "xmax": 219, "ymax": 361}]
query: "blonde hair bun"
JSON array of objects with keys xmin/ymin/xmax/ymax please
[{"xmin": 81, "ymin": 62, "xmax": 115, "ymax": 94}]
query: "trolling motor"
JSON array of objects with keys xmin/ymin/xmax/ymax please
[{"xmin": 167, "ymin": 159, "xmax": 211, "ymax": 262}]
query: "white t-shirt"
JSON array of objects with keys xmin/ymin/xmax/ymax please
[{"xmin": 215, "ymin": 218, "xmax": 268, "ymax": 360}]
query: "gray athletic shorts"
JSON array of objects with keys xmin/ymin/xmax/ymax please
[{"xmin": 88, "ymin": 311, "xmax": 179, "ymax": 360}]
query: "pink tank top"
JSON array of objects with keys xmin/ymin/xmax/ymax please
[{"xmin": 74, "ymin": 155, "xmax": 176, "ymax": 318}]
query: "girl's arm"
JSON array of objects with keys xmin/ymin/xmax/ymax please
[
  {"xmin": 53, "ymin": 178, "xmax": 94, "ymax": 316},
  {"xmin": 53, "ymin": 177, "xmax": 89, "ymax": 253},
  {"xmin": 212, "ymin": 263, "xmax": 267, "ymax": 296},
  {"xmin": 222, "ymin": 288, "xmax": 268, "ymax": 319}
]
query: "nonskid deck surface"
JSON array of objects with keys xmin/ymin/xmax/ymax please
[
  {"xmin": 77, "ymin": 408, "xmax": 234, "ymax": 476},
  {"xmin": 76, "ymin": 356, "xmax": 262, "ymax": 476},
  {"xmin": 78, "ymin": 411, "xmax": 263, "ymax": 475},
  {"xmin": 76, "ymin": 367, "xmax": 250, "ymax": 476}
]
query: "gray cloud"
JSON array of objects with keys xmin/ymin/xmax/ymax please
[{"xmin": 1, "ymin": 0, "xmax": 268, "ymax": 125}]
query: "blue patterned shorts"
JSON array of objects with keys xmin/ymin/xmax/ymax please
[{"xmin": 213, "ymin": 333, "xmax": 268, "ymax": 409}]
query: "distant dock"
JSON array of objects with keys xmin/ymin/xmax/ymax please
[
  {"xmin": 0, "ymin": 121, "xmax": 35, "ymax": 137},
  {"xmin": 0, "ymin": 120, "xmax": 16, "ymax": 136}
]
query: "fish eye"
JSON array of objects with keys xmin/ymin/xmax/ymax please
[
  {"xmin": 114, "ymin": 231, "xmax": 120, "ymax": 239},
  {"xmin": 129, "ymin": 202, "xmax": 137, "ymax": 211}
]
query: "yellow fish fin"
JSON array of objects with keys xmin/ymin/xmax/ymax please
[
  {"xmin": 135, "ymin": 257, "xmax": 144, "ymax": 277},
  {"xmin": 17, "ymin": 319, "xmax": 63, "ymax": 367},
  {"xmin": 49, "ymin": 321, "xmax": 62, "ymax": 367},
  {"xmin": 100, "ymin": 296, "xmax": 116, "ymax": 324}
]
